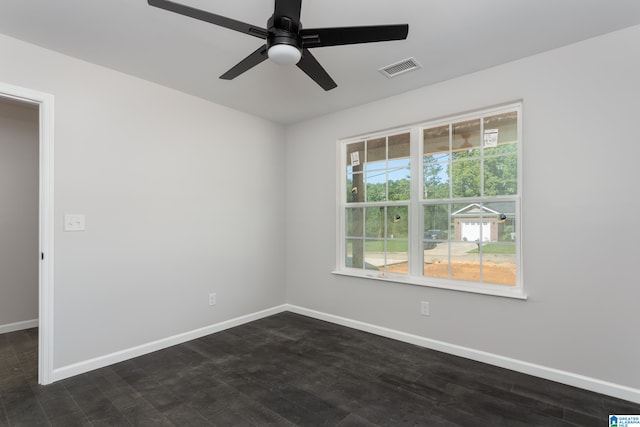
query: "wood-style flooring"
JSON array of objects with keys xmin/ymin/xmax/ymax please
[{"xmin": 1, "ymin": 312, "xmax": 639, "ymax": 426}]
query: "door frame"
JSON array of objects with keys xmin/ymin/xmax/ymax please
[{"xmin": 0, "ymin": 81, "xmax": 54, "ymax": 385}]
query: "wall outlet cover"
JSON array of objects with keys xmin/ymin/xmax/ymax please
[{"xmin": 64, "ymin": 214, "xmax": 86, "ymax": 231}]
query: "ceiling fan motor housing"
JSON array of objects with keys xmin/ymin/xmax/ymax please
[{"xmin": 267, "ymin": 15, "xmax": 302, "ymax": 51}]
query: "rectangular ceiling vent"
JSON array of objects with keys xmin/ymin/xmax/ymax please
[{"xmin": 378, "ymin": 57, "xmax": 422, "ymax": 79}]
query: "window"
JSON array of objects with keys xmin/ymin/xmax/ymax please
[
  {"xmin": 345, "ymin": 132, "xmax": 411, "ymax": 274},
  {"xmin": 337, "ymin": 103, "xmax": 523, "ymax": 298}
]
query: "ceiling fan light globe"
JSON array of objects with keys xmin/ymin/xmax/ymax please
[{"xmin": 268, "ymin": 44, "xmax": 301, "ymax": 65}]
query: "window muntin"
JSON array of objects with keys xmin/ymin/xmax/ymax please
[{"xmin": 339, "ymin": 104, "xmax": 522, "ymax": 298}]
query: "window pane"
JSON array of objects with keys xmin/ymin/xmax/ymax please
[
  {"xmin": 450, "ymin": 242, "xmax": 481, "ymax": 282},
  {"xmin": 347, "ymin": 173, "xmax": 364, "ymax": 203},
  {"xmin": 484, "ymin": 201, "xmax": 516, "ymax": 243},
  {"xmin": 366, "ymin": 172, "xmax": 386, "ymax": 202},
  {"xmin": 424, "ymin": 125, "xmax": 449, "ymax": 155},
  {"xmin": 452, "ymin": 119, "xmax": 481, "ymax": 158},
  {"xmin": 483, "ymin": 112, "xmax": 517, "ymax": 196},
  {"xmin": 346, "ymin": 141, "xmax": 364, "ymax": 174},
  {"xmin": 365, "ymin": 240, "xmax": 384, "ymax": 271},
  {"xmin": 423, "ymin": 204, "xmax": 448, "ymax": 277},
  {"xmin": 387, "ymin": 206, "xmax": 408, "ymax": 239},
  {"xmin": 480, "ymin": 201, "xmax": 517, "ymax": 286},
  {"xmin": 388, "ymin": 168, "xmax": 410, "ymax": 201},
  {"xmin": 365, "ymin": 207, "xmax": 385, "ymax": 238},
  {"xmin": 484, "ymin": 154, "xmax": 517, "ymax": 196},
  {"xmin": 452, "ymin": 159, "xmax": 481, "ymax": 198},
  {"xmin": 345, "ymin": 208, "xmax": 363, "ymax": 238},
  {"xmin": 385, "ymin": 239, "xmax": 408, "ymax": 275},
  {"xmin": 389, "ymin": 132, "xmax": 410, "ymax": 161},
  {"xmin": 423, "ymin": 204, "xmax": 449, "ymax": 240},
  {"xmin": 424, "ymin": 157, "xmax": 449, "ymax": 200},
  {"xmin": 423, "ymin": 242, "xmax": 448, "ymax": 278},
  {"xmin": 451, "ymin": 202, "xmax": 472, "ymax": 241},
  {"xmin": 366, "ymin": 137, "xmax": 386, "ymax": 170},
  {"xmin": 483, "ymin": 112, "xmax": 517, "ymax": 156},
  {"xmin": 346, "ymin": 239, "xmax": 364, "ymax": 269},
  {"xmin": 424, "ymin": 125, "xmax": 451, "ymax": 200},
  {"xmin": 481, "ymin": 244, "xmax": 517, "ymax": 285}
]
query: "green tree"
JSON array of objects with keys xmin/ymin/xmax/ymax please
[
  {"xmin": 423, "ymin": 155, "xmax": 449, "ymax": 199},
  {"xmin": 484, "ymin": 145, "xmax": 517, "ymax": 196},
  {"xmin": 451, "ymin": 156, "xmax": 481, "ymax": 197},
  {"xmin": 388, "ymin": 178, "xmax": 410, "ymax": 201},
  {"xmin": 449, "ymin": 144, "xmax": 517, "ymax": 198},
  {"xmin": 366, "ymin": 182, "xmax": 386, "ymax": 202}
]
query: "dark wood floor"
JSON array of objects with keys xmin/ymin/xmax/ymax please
[{"xmin": 1, "ymin": 312, "xmax": 638, "ymax": 426}]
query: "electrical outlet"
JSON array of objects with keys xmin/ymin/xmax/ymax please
[
  {"xmin": 420, "ymin": 301, "xmax": 430, "ymax": 316},
  {"xmin": 208, "ymin": 293, "xmax": 216, "ymax": 306}
]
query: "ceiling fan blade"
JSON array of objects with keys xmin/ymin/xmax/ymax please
[
  {"xmin": 148, "ymin": 0, "xmax": 268, "ymax": 39},
  {"xmin": 301, "ymin": 24, "xmax": 409, "ymax": 48},
  {"xmin": 273, "ymin": 0, "xmax": 302, "ymax": 24},
  {"xmin": 296, "ymin": 49, "xmax": 337, "ymax": 91},
  {"xmin": 220, "ymin": 45, "xmax": 269, "ymax": 80}
]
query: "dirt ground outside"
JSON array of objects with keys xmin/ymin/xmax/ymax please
[
  {"xmin": 385, "ymin": 261, "xmax": 516, "ymax": 286},
  {"xmin": 361, "ymin": 243, "xmax": 516, "ymax": 285}
]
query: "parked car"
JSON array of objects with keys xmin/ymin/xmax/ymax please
[{"xmin": 424, "ymin": 229, "xmax": 446, "ymax": 250}]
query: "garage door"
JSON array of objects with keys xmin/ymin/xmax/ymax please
[{"xmin": 461, "ymin": 221, "xmax": 491, "ymax": 242}]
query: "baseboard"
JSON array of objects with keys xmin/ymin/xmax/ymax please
[
  {"xmin": 284, "ymin": 304, "xmax": 640, "ymax": 404},
  {"xmin": 50, "ymin": 304, "xmax": 640, "ymax": 404},
  {"xmin": 0, "ymin": 319, "xmax": 38, "ymax": 334},
  {"xmin": 52, "ymin": 305, "xmax": 288, "ymax": 382}
]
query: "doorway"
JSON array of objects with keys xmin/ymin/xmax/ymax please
[
  {"xmin": 0, "ymin": 82, "xmax": 54, "ymax": 385},
  {"xmin": 0, "ymin": 98, "xmax": 38, "ymax": 335}
]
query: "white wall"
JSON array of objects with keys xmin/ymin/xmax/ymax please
[
  {"xmin": 0, "ymin": 98, "xmax": 39, "ymax": 329},
  {"xmin": 285, "ymin": 25, "xmax": 640, "ymax": 391},
  {"xmin": 0, "ymin": 33, "xmax": 286, "ymax": 368}
]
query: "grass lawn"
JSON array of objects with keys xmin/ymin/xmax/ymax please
[
  {"xmin": 468, "ymin": 243, "xmax": 516, "ymax": 254},
  {"xmin": 362, "ymin": 241, "xmax": 514, "ymax": 254},
  {"xmin": 364, "ymin": 240, "xmax": 408, "ymax": 252}
]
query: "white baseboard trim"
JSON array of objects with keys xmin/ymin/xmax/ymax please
[
  {"xmin": 52, "ymin": 305, "xmax": 288, "ymax": 382},
  {"xmin": 284, "ymin": 304, "xmax": 640, "ymax": 404},
  {"xmin": 50, "ymin": 304, "xmax": 639, "ymax": 404},
  {"xmin": 0, "ymin": 319, "xmax": 38, "ymax": 334}
]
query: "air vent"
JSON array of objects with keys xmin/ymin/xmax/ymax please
[{"xmin": 378, "ymin": 57, "xmax": 422, "ymax": 78}]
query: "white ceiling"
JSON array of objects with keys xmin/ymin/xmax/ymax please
[{"xmin": 1, "ymin": 0, "xmax": 639, "ymax": 124}]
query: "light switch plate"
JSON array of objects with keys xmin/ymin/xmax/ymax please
[{"xmin": 64, "ymin": 214, "xmax": 86, "ymax": 231}]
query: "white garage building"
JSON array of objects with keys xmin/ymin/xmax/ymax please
[{"xmin": 452, "ymin": 203, "xmax": 513, "ymax": 242}]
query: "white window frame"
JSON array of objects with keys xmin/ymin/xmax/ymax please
[{"xmin": 334, "ymin": 102, "xmax": 525, "ymax": 299}]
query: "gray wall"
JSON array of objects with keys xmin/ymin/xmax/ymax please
[
  {"xmin": 0, "ymin": 98, "xmax": 39, "ymax": 328},
  {"xmin": 285, "ymin": 24, "xmax": 640, "ymax": 390},
  {"xmin": 1, "ymin": 21, "xmax": 638, "ymax": 394},
  {"xmin": 0, "ymin": 33, "xmax": 287, "ymax": 368}
]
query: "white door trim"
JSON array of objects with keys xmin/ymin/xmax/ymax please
[{"xmin": 0, "ymin": 81, "xmax": 54, "ymax": 385}]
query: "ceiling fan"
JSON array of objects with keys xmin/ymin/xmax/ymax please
[{"xmin": 147, "ymin": 0, "xmax": 409, "ymax": 90}]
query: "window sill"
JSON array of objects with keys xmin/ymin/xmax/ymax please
[{"xmin": 332, "ymin": 269, "xmax": 527, "ymax": 300}]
